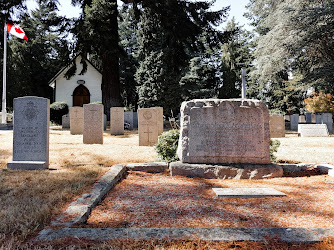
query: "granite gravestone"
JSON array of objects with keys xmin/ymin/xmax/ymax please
[
  {"xmin": 316, "ymin": 113, "xmax": 333, "ymax": 133},
  {"xmin": 269, "ymin": 115, "xmax": 285, "ymax": 138},
  {"xmin": 290, "ymin": 114, "xmax": 299, "ymax": 131},
  {"xmin": 110, "ymin": 107, "xmax": 124, "ymax": 135},
  {"xmin": 124, "ymin": 111, "xmax": 138, "ymax": 130},
  {"xmin": 62, "ymin": 114, "xmax": 70, "ymax": 129},
  {"xmin": 70, "ymin": 107, "xmax": 83, "ymax": 135},
  {"xmin": 7, "ymin": 97, "xmax": 50, "ymax": 170},
  {"xmin": 83, "ymin": 104, "xmax": 104, "ymax": 144},
  {"xmin": 298, "ymin": 124, "xmax": 329, "ymax": 137},
  {"xmin": 177, "ymin": 99, "xmax": 271, "ymax": 164},
  {"xmin": 138, "ymin": 108, "xmax": 162, "ymax": 146}
]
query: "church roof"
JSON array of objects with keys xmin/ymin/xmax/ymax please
[{"xmin": 48, "ymin": 55, "xmax": 102, "ymax": 88}]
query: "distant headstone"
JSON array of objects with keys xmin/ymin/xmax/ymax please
[
  {"xmin": 133, "ymin": 112, "xmax": 138, "ymax": 129},
  {"xmin": 124, "ymin": 111, "xmax": 138, "ymax": 130},
  {"xmin": 290, "ymin": 114, "xmax": 299, "ymax": 131},
  {"xmin": 298, "ymin": 124, "xmax": 329, "ymax": 137},
  {"xmin": 62, "ymin": 114, "xmax": 70, "ymax": 129},
  {"xmin": 284, "ymin": 115, "xmax": 290, "ymax": 121},
  {"xmin": 110, "ymin": 107, "xmax": 124, "ymax": 135},
  {"xmin": 83, "ymin": 104, "xmax": 104, "ymax": 144},
  {"xmin": 70, "ymin": 107, "xmax": 83, "ymax": 135},
  {"xmin": 177, "ymin": 99, "xmax": 270, "ymax": 164},
  {"xmin": 104, "ymin": 114, "xmax": 107, "ymax": 131},
  {"xmin": 269, "ymin": 115, "xmax": 285, "ymax": 138},
  {"xmin": 154, "ymin": 107, "xmax": 164, "ymax": 135},
  {"xmin": 138, "ymin": 107, "xmax": 161, "ymax": 146},
  {"xmin": 7, "ymin": 97, "xmax": 50, "ymax": 170},
  {"xmin": 299, "ymin": 115, "xmax": 306, "ymax": 123},
  {"xmin": 316, "ymin": 113, "xmax": 333, "ymax": 133},
  {"xmin": 305, "ymin": 112, "xmax": 312, "ymax": 123}
]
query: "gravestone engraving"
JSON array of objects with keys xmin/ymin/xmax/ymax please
[
  {"xmin": 138, "ymin": 108, "xmax": 159, "ymax": 146},
  {"xmin": 110, "ymin": 107, "xmax": 124, "ymax": 135},
  {"xmin": 62, "ymin": 114, "xmax": 70, "ymax": 129},
  {"xmin": 7, "ymin": 97, "xmax": 50, "ymax": 170},
  {"xmin": 177, "ymin": 99, "xmax": 270, "ymax": 164},
  {"xmin": 316, "ymin": 113, "xmax": 333, "ymax": 133},
  {"xmin": 269, "ymin": 115, "xmax": 285, "ymax": 138},
  {"xmin": 298, "ymin": 124, "xmax": 329, "ymax": 137},
  {"xmin": 290, "ymin": 114, "xmax": 299, "ymax": 131},
  {"xmin": 83, "ymin": 104, "xmax": 104, "ymax": 144},
  {"xmin": 70, "ymin": 107, "xmax": 83, "ymax": 135}
]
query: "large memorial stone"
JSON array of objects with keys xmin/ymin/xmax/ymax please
[
  {"xmin": 138, "ymin": 108, "xmax": 161, "ymax": 146},
  {"xmin": 110, "ymin": 107, "xmax": 124, "ymax": 135},
  {"xmin": 290, "ymin": 114, "xmax": 299, "ymax": 131},
  {"xmin": 83, "ymin": 104, "xmax": 104, "ymax": 144},
  {"xmin": 62, "ymin": 114, "xmax": 70, "ymax": 129},
  {"xmin": 298, "ymin": 124, "xmax": 329, "ymax": 137},
  {"xmin": 70, "ymin": 107, "xmax": 83, "ymax": 135},
  {"xmin": 7, "ymin": 97, "xmax": 50, "ymax": 170},
  {"xmin": 316, "ymin": 113, "xmax": 333, "ymax": 133},
  {"xmin": 269, "ymin": 115, "xmax": 285, "ymax": 138},
  {"xmin": 177, "ymin": 99, "xmax": 270, "ymax": 164}
]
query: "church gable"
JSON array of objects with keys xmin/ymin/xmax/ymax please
[{"xmin": 49, "ymin": 56, "xmax": 102, "ymax": 107}]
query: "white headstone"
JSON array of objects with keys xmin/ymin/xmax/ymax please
[
  {"xmin": 70, "ymin": 107, "xmax": 83, "ymax": 134},
  {"xmin": 298, "ymin": 124, "xmax": 329, "ymax": 137}
]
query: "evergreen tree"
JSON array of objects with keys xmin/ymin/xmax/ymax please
[
  {"xmin": 135, "ymin": 0, "xmax": 230, "ymax": 117},
  {"xmin": 218, "ymin": 18, "xmax": 253, "ymax": 99}
]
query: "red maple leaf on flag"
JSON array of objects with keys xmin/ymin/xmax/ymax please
[{"xmin": 15, "ymin": 27, "xmax": 24, "ymax": 34}]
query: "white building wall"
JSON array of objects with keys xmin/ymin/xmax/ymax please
[{"xmin": 55, "ymin": 56, "xmax": 102, "ymax": 107}]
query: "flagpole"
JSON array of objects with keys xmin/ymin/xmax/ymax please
[{"xmin": 2, "ymin": 21, "xmax": 7, "ymax": 124}]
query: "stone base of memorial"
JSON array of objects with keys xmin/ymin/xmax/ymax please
[
  {"xmin": 170, "ymin": 162, "xmax": 283, "ymax": 179},
  {"xmin": 7, "ymin": 161, "xmax": 48, "ymax": 170}
]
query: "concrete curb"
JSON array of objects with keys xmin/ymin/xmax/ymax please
[
  {"xmin": 51, "ymin": 164, "xmax": 126, "ymax": 227},
  {"xmin": 37, "ymin": 227, "xmax": 334, "ymax": 243}
]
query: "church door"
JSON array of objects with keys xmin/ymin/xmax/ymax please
[{"xmin": 73, "ymin": 84, "xmax": 90, "ymax": 107}]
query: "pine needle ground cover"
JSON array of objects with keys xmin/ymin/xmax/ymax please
[{"xmin": 1, "ymin": 128, "xmax": 334, "ymax": 248}]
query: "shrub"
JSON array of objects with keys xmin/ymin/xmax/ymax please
[
  {"xmin": 270, "ymin": 139, "xmax": 281, "ymax": 163},
  {"xmin": 50, "ymin": 102, "xmax": 69, "ymax": 125},
  {"xmin": 155, "ymin": 129, "xmax": 180, "ymax": 162},
  {"xmin": 304, "ymin": 92, "xmax": 334, "ymax": 113}
]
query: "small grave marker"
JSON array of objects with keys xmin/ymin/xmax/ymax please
[
  {"xmin": 212, "ymin": 188, "xmax": 287, "ymax": 198},
  {"xmin": 298, "ymin": 124, "xmax": 329, "ymax": 137}
]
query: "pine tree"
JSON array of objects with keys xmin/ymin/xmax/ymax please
[{"xmin": 135, "ymin": 0, "xmax": 230, "ymax": 117}]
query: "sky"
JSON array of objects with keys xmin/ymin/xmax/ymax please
[{"xmin": 26, "ymin": 0, "xmax": 251, "ymax": 30}]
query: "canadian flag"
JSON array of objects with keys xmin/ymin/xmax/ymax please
[{"xmin": 7, "ymin": 23, "xmax": 28, "ymax": 41}]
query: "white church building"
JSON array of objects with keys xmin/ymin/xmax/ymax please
[{"xmin": 49, "ymin": 55, "xmax": 102, "ymax": 107}]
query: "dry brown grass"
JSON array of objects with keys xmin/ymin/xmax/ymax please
[
  {"xmin": 275, "ymin": 133, "xmax": 334, "ymax": 164},
  {"xmin": 1, "ymin": 128, "xmax": 334, "ymax": 248},
  {"xmin": 0, "ymin": 128, "xmax": 156, "ymax": 244}
]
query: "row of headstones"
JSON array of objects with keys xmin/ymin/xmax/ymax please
[
  {"xmin": 7, "ymin": 97, "xmax": 164, "ymax": 170},
  {"xmin": 287, "ymin": 113, "xmax": 333, "ymax": 133},
  {"xmin": 62, "ymin": 110, "xmax": 139, "ymax": 131}
]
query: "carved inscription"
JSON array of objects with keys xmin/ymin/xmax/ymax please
[
  {"xmin": 13, "ymin": 126, "xmax": 44, "ymax": 155},
  {"xmin": 22, "ymin": 102, "xmax": 39, "ymax": 121},
  {"xmin": 189, "ymin": 123, "xmax": 262, "ymax": 156}
]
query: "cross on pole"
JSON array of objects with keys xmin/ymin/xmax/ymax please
[{"xmin": 241, "ymin": 67, "xmax": 247, "ymax": 99}]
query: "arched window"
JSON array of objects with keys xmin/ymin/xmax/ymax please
[{"xmin": 73, "ymin": 84, "xmax": 90, "ymax": 107}]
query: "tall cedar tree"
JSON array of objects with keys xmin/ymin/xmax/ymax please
[
  {"xmin": 246, "ymin": 0, "xmax": 334, "ymax": 112},
  {"xmin": 135, "ymin": 0, "xmax": 229, "ymax": 117},
  {"xmin": 72, "ymin": 0, "xmax": 122, "ymax": 118}
]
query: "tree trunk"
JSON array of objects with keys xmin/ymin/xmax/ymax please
[{"xmin": 101, "ymin": 0, "xmax": 122, "ymax": 119}]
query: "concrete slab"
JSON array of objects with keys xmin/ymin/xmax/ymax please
[
  {"xmin": 212, "ymin": 188, "xmax": 287, "ymax": 198},
  {"xmin": 37, "ymin": 227, "xmax": 334, "ymax": 243},
  {"xmin": 126, "ymin": 162, "xmax": 168, "ymax": 173}
]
